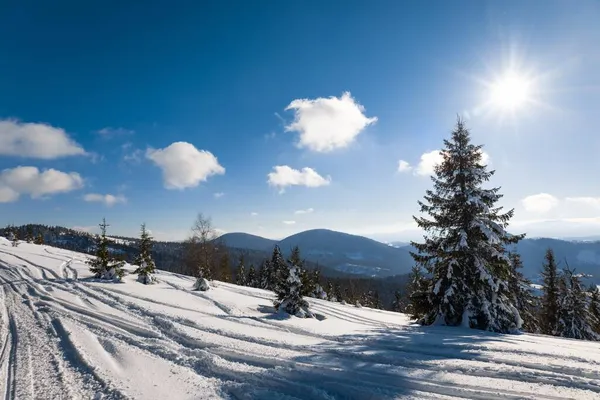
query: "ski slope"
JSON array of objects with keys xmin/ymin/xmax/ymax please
[{"xmin": 1, "ymin": 238, "xmax": 600, "ymax": 399}]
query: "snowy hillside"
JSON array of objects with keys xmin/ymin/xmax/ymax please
[{"xmin": 1, "ymin": 239, "xmax": 600, "ymax": 399}]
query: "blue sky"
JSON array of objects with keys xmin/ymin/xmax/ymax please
[{"xmin": 1, "ymin": 0, "xmax": 599, "ymax": 242}]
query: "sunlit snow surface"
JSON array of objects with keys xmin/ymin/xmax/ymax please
[{"xmin": 1, "ymin": 237, "xmax": 599, "ymax": 399}]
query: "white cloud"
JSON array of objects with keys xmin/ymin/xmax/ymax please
[
  {"xmin": 95, "ymin": 127, "xmax": 134, "ymax": 137},
  {"xmin": 0, "ymin": 119, "xmax": 86, "ymax": 159},
  {"xmin": 521, "ymin": 193, "xmax": 559, "ymax": 213},
  {"xmin": 397, "ymin": 160, "xmax": 412, "ymax": 173},
  {"xmin": 0, "ymin": 166, "xmax": 84, "ymax": 202},
  {"xmin": 294, "ymin": 207, "xmax": 314, "ymax": 214},
  {"xmin": 285, "ymin": 92, "xmax": 378, "ymax": 152},
  {"xmin": 267, "ymin": 165, "xmax": 331, "ymax": 193},
  {"xmin": 251, "ymin": 212, "xmax": 258, "ymax": 216},
  {"xmin": 565, "ymin": 197, "xmax": 600, "ymax": 209},
  {"xmin": 413, "ymin": 149, "xmax": 490, "ymax": 177},
  {"xmin": 414, "ymin": 150, "xmax": 444, "ymax": 176},
  {"xmin": 146, "ymin": 142, "xmax": 225, "ymax": 190},
  {"xmin": 214, "ymin": 192, "xmax": 225, "ymax": 199},
  {"xmin": 83, "ymin": 193, "xmax": 127, "ymax": 207},
  {"xmin": 282, "ymin": 220, "xmax": 296, "ymax": 225},
  {"xmin": 71, "ymin": 225, "xmax": 96, "ymax": 233}
]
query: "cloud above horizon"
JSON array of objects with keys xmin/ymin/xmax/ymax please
[
  {"xmin": 399, "ymin": 149, "xmax": 490, "ymax": 177},
  {"xmin": 282, "ymin": 220, "xmax": 296, "ymax": 225},
  {"xmin": 83, "ymin": 193, "xmax": 127, "ymax": 207},
  {"xmin": 146, "ymin": 142, "xmax": 225, "ymax": 190},
  {"xmin": 0, "ymin": 166, "xmax": 84, "ymax": 202},
  {"xmin": 294, "ymin": 207, "xmax": 314, "ymax": 214},
  {"xmin": 0, "ymin": 119, "xmax": 86, "ymax": 159},
  {"xmin": 95, "ymin": 127, "xmax": 134, "ymax": 138},
  {"xmin": 284, "ymin": 92, "xmax": 377, "ymax": 152},
  {"xmin": 521, "ymin": 193, "xmax": 560, "ymax": 214},
  {"xmin": 267, "ymin": 165, "xmax": 331, "ymax": 193}
]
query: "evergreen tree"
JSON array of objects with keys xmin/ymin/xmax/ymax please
[
  {"xmin": 334, "ymin": 284, "xmax": 344, "ymax": 303},
  {"xmin": 327, "ymin": 281, "xmax": 336, "ymax": 302},
  {"xmin": 270, "ymin": 245, "xmax": 288, "ymax": 292},
  {"xmin": 508, "ymin": 252, "xmax": 540, "ymax": 333},
  {"xmin": 588, "ymin": 285, "xmax": 600, "ymax": 334},
  {"xmin": 410, "ymin": 118, "xmax": 523, "ymax": 333},
  {"xmin": 133, "ymin": 223, "xmax": 156, "ymax": 284},
  {"xmin": 10, "ymin": 227, "xmax": 19, "ymax": 247},
  {"xmin": 25, "ymin": 226, "xmax": 34, "ymax": 243},
  {"xmin": 556, "ymin": 269, "xmax": 599, "ymax": 341},
  {"xmin": 391, "ymin": 290, "xmax": 404, "ymax": 312},
  {"xmin": 34, "ymin": 233, "xmax": 44, "ymax": 245},
  {"xmin": 235, "ymin": 254, "xmax": 247, "ymax": 286},
  {"xmin": 259, "ymin": 260, "xmax": 272, "ymax": 290},
  {"xmin": 86, "ymin": 219, "xmax": 125, "ymax": 280},
  {"xmin": 406, "ymin": 265, "xmax": 429, "ymax": 320},
  {"xmin": 247, "ymin": 264, "xmax": 257, "ymax": 287},
  {"xmin": 540, "ymin": 249, "xmax": 560, "ymax": 335},
  {"xmin": 218, "ymin": 252, "xmax": 231, "ymax": 282},
  {"xmin": 274, "ymin": 262, "xmax": 312, "ymax": 318}
]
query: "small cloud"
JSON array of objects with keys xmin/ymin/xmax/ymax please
[
  {"xmin": 214, "ymin": 192, "xmax": 225, "ymax": 199},
  {"xmin": 83, "ymin": 193, "xmax": 127, "ymax": 207},
  {"xmin": 71, "ymin": 225, "xmax": 96, "ymax": 233},
  {"xmin": 414, "ymin": 150, "xmax": 444, "ymax": 176},
  {"xmin": 123, "ymin": 149, "xmax": 143, "ymax": 164},
  {"xmin": 95, "ymin": 127, "xmax": 134, "ymax": 137},
  {"xmin": 521, "ymin": 193, "xmax": 559, "ymax": 213},
  {"xmin": 565, "ymin": 197, "xmax": 600, "ymax": 209},
  {"xmin": 264, "ymin": 131, "xmax": 277, "ymax": 140},
  {"xmin": 267, "ymin": 165, "xmax": 331, "ymax": 193},
  {"xmin": 0, "ymin": 119, "xmax": 86, "ymax": 159},
  {"xmin": 251, "ymin": 212, "xmax": 258, "ymax": 216},
  {"xmin": 294, "ymin": 207, "xmax": 314, "ymax": 214},
  {"xmin": 282, "ymin": 220, "xmax": 296, "ymax": 225},
  {"xmin": 285, "ymin": 92, "xmax": 377, "ymax": 152},
  {"xmin": 146, "ymin": 142, "xmax": 225, "ymax": 190},
  {"xmin": 397, "ymin": 160, "xmax": 412, "ymax": 173},
  {"xmin": 0, "ymin": 166, "xmax": 84, "ymax": 202}
]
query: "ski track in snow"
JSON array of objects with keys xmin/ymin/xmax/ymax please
[{"xmin": 1, "ymin": 240, "xmax": 600, "ymax": 399}]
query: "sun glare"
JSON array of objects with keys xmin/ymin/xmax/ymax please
[{"xmin": 490, "ymin": 72, "xmax": 531, "ymax": 110}]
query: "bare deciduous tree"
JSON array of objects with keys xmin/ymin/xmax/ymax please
[{"xmin": 186, "ymin": 213, "xmax": 219, "ymax": 280}]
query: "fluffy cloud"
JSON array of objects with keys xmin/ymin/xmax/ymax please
[
  {"xmin": 521, "ymin": 193, "xmax": 559, "ymax": 213},
  {"xmin": 565, "ymin": 197, "xmax": 600, "ymax": 209},
  {"xmin": 397, "ymin": 160, "xmax": 412, "ymax": 173},
  {"xmin": 282, "ymin": 220, "xmax": 296, "ymax": 225},
  {"xmin": 214, "ymin": 192, "xmax": 225, "ymax": 199},
  {"xmin": 0, "ymin": 166, "xmax": 84, "ymax": 202},
  {"xmin": 95, "ymin": 127, "xmax": 134, "ymax": 137},
  {"xmin": 285, "ymin": 92, "xmax": 378, "ymax": 152},
  {"xmin": 267, "ymin": 165, "xmax": 331, "ymax": 193},
  {"xmin": 0, "ymin": 119, "xmax": 86, "ymax": 159},
  {"xmin": 411, "ymin": 149, "xmax": 490, "ymax": 177},
  {"xmin": 294, "ymin": 208, "xmax": 314, "ymax": 214},
  {"xmin": 251, "ymin": 212, "xmax": 258, "ymax": 216},
  {"xmin": 83, "ymin": 193, "xmax": 127, "ymax": 207},
  {"xmin": 146, "ymin": 142, "xmax": 225, "ymax": 190}
]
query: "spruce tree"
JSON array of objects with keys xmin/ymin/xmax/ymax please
[
  {"xmin": 410, "ymin": 118, "xmax": 523, "ymax": 333},
  {"xmin": 235, "ymin": 254, "xmax": 247, "ymax": 286},
  {"xmin": 588, "ymin": 285, "xmax": 600, "ymax": 334},
  {"xmin": 86, "ymin": 219, "xmax": 125, "ymax": 280},
  {"xmin": 247, "ymin": 264, "xmax": 257, "ymax": 287},
  {"xmin": 327, "ymin": 281, "xmax": 336, "ymax": 302},
  {"xmin": 259, "ymin": 260, "xmax": 272, "ymax": 290},
  {"xmin": 133, "ymin": 223, "xmax": 156, "ymax": 284},
  {"xmin": 406, "ymin": 265, "xmax": 429, "ymax": 320},
  {"xmin": 556, "ymin": 268, "xmax": 599, "ymax": 341},
  {"xmin": 218, "ymin": 252, "xmax": 231, "ymax": 282},
  {"xmin": 10, "ymin": 228, "xmax": 19, "ymax": 247},
  {"xmin": 34, "ymin": 233, "xmax": 44, "ymax": 245},
  {"xmin": 391, "ymin": 290, "xmax": 404, "ymax": 312},
  {"xmin": 270, "ymin": 245, "xmax": 288, "ymax": 292},
  {"xmin": 508, "ymin": 252, "xmax": 540, "ymax": 333},
  {"xmin": 274, "ymin": 262, "xmax": 312, "ymax": 318},
  {"xmin": 540, "ymin": 249, "xmax": 560, "ymax": 335},
  {"xmin": 25, "ymin": 226, "xmax": 34, "ymax": 243}
]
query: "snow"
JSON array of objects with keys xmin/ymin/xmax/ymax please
[{"xmin": 1, "ymin": 238, "xmax": 600, "ymax": 399}]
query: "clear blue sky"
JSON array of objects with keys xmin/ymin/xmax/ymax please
[{"xmin": 1, "ymin": 0, "xmax": 599, "ymax": 241}]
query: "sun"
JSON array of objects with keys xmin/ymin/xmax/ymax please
[{"xmin": 489, "ymin": 71, "xmax": 532, "ymax": 110}]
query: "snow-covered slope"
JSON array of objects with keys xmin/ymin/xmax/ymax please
[{"xmin": 1, "ymin": 238, "xmax": 599, "ymax": 399}]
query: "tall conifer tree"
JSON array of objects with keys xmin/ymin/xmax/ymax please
[
  {"xmin": 410, "ymin": 118, "xmax": 523, "ymax": 333},
  {"xmin": 540, "ymin": 249, "xmax": 560, "ymax": 335},
  {"xmin": 134, "ymin": 223, "xmax": 156, "ymax": 284}
]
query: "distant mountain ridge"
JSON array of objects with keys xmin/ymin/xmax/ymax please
[{"xmin": 219, "ymin": 230, "xmax": 600, "ymax": 283}]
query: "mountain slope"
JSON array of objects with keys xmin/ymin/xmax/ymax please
[
  {"xmin": 1, "ymin": 238, "xmax": 599, "ymax": 399},
  {"xmin": 217, "ymin": 232, "xmax": 276, "ymax": 251}
]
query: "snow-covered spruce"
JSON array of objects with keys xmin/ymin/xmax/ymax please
[
  {"xmin": 274, "ymin": 263, "xmax": 314, "ymax": 318},
  {"xmin": 133, "ymin": 223, "xmax": 157, "ymax": 285},
  {"xmin": 193, "ymin": 277, "xmax": 210, "ymax": 291},
  {"xmin": 508, "ymin": 252, "xmax": 540, "ymax": 333},
  {"xmin": 86, "ymin": 218, "xmax": 125, "ymax": 281},
  {"xmin": 410, "ymin": 118, "xmax": 524, "ymax": 333},
  {"xmin": 555, "ymin": 268, "xmax": 599, "ymax": 341}
]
